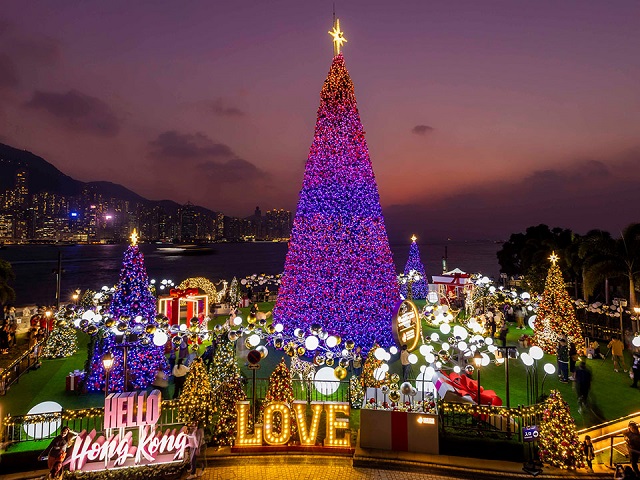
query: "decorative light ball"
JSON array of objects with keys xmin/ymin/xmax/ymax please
[
  {"xmin": 409, "ymin": 387, "xmax": 417, "ymax": 397},
  {"xmin": 295, "ymin": 346, "xmax": 305, "ymax": 356},
  {"xmin": 453, "ymin": 325, "xmax": 468, "ymax": 340},
  {"xmin": 305, "ymin": 336, "xmax": 319, "ymax": 351},
  {"xmin": 457, "ymin": 341, "xmax": 468, "ymax": 351},
  {"xmin": 326, "ymin": 351, "xmax": 334, "ymax": 360},
  {"xmin": 82, "ymin": 310, "xmax": 95, "ymax": 321},
  {"xmin": 484, "ymin": 337, "xmax": 493, "ymax": 346},
  {"xmin": 453, "ymin": 365, "xmax": 461, "ymax": 374},
  {"xmin": 430, "ymin": 333, "xmax": 440, "ymax": 342},
  {"xmin": 633, "ymin": 336, "xmax": 640, "ymax": 348},
  {"xmin": 105, "ymin": 318, "xmax": 116, "ymax": 328},
  {"xmin": 388, "ymin": 390, "xmax": 400, "ymax": 402},
  {"xmin": 341, "ymin": 349, "xmax": 349, "ymax": 358},
  {"xmin": 76, "ymin": 318, "xmax": 85, "ymax": 328},
  {"xmin": 481, "ymin": 353, "xmax": 490, "ymax": 367},
  {"xmin": 273, "ymin": 337, "xmax": 284, "ymax": 349},
  {"xmin": 408, "ymin": 353, "xmax": 418, "ymax": 365},
  {"xmin": 56, "ymin": 319, "xmax": 67, "ymax": 328},
  {"xmin": 294, "ymin": 328, "xmax": 304, "ymax": 339},
  {"xmin": 381, "ymin": 385, "xmax": 389, "ymax": 394},
  {"xmin": 314, "ymin": 355, "xmax": 325, "ymax": 366},
  {"xmin": 425, "ymin": 352, "xmax": 435, "ymax": 363},
  {"xmin": 465, "ymin": 365, "xmax": 475, "ymax": 375},
  {"xmin": 521, "ymin": 292, "xmax": 531, "ymax": 300},
  {"xmin": 389, "ymin": 346, "xmax": 398, "ymax": 355},
  {"xmin": 189, "ymin": 325, "xmax": 200, "ymax": 334},
  {"xmin": 435, "ymin": 361, "xmax": 443, "ymax": 369},
  {"xmin": 372, "ymin": 367, "xmax": 385, "ymax": 381},
  {"xmin": 87, "ymin": 325, "xmax": 98, "ymax": 336},
  {"xmin": 380, "ymin": 363, "xmax": 390, "ymax": 373},
  {"xmin": 439, "ymin": 323, "xmax": 451, "ymax": 335},
  {"xmin": 400, "ymin": 382, "xmax": 412, "ymax": 395},
  {"xmin": 314, "ymin": 367, "xmax": 340, "ymax": 395},
  {"xmin": 117, "ymin": 322, "xmax": 128, "ymax": 332},
  {"xmin": 345, "ymin": 340, "xmax": 355, "ymax": 350},
  {"xmin": 247, "ymin": 334, "xmax": 260, "ymax": 347},
  {"xmin": 488, "ymin": 345, "xmax": 497, "ymax": 353},
  {"xmin": 543, "ymin": 363, "xmax": 556, "ymax": 375},
  {"xmin": 326, "ymin": 336, "xmax": 338, "ymax": 348},
  {"xmin": 489, "ymin": 286, "xmax": 496, "ymax": 293},
  {"xmin": 521, "ymin": 353, "xmax": 534, "ymax": 366},
  {"xmin": 389, "ymin": 382, "xmax": 399, "ymax": 392},
  {"xmin": 528, "ymin": 315, "xmax": 537, "ymax": 330},
  {"xmin": 256, "ymin": 345, "xmax": 268, "ymax": 359},
  {"xmin": 274, "ymin": 323, "xmax": 284, "ymax": 333},
  {"xmin": 374, "ymin": 347, "xmax": 386, "ymax": 360},
  {"xmin": 153, "ymin": 331, "xmax": 168, "ymax": 346},
  {"xmin": 334, "ymin": 366, "xmax": 347, "ymax": 380},
  {"xmin": 140, "ymin": 335, "xmax": 151, "ymax": 346},
  {"xmin": 145, "ymin": 324, "xmax": 156, "ymax": 334},
  {"xmin": 441, "ymin": 342, "xmax": 450, "ymax": 351},
  {"xmin": 228, "ymin": 331, "xmax": 238, "ymax": 342},
  {"xmin": 419, "ymin": 344, "xmax": 433, "ymax": 356},
  {"xmin": 213, "ymin": 324, "xmax": 223, "ymax": 334},
  {"xmin": 529, "ymin": 346, "xmax": 544, "ymax": 360},
  {"xmin": 266, "ymin": 324, "xmax": 276, "ymax": 334},
  {"xmin": 390, "ymin": 373, "xmax": 400, "ymax": 384}
]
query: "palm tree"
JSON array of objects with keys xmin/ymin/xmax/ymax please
[
  {"xmin": 580, "ymin": 224, "xmax": 640, "ymax": 307},
  {"xmin": 0, "ymin": 259, "xmax": 16, "ymax": 321}
]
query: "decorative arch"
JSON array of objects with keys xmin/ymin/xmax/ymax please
[{"xmin": 177, "ymin": 277, "xmax": 225, "ymax": 304}]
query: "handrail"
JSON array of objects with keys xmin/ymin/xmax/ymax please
[{"xmin": 0, "ymin": 339, "xmax": 45, "ymax": 395}]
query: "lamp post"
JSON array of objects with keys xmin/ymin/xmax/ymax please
[
  {"xmin": 633, "ymin": 307, "xmax": 640, "ymax": 334},
  {"xmin": 72, "ymin": 290, "xmax": 80, "ymax": 305},
  {"xmin": 473, "ymin": 350, "xmax": 483, "ymax": 405},
  {"xmin": 102, "ymin": 352, "xmax": 114, "ymax": 400}
]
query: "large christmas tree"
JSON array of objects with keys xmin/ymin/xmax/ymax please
[
  {"xmin": 399, "ymin": 235, "xmax": 429, "ymax": 300},
  {"xmin": 85, "ymin": 231, "xmax": 169, "ymax": 392},
  {"xmin": 533, "ymin": 253, "xmax": 585, "ymax": 354},
  {"xmin": 178, "ymin": 358, "xmax": 214, "ymax": 427},
  {"xmin": 272, "ymin": 21, "xmax": 398, "ymax": 352},
  {"xmin": 539, "ymin": 390, "xmax": 584, "ymax": 469}
]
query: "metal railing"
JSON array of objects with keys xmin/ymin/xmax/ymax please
[
  {"xmin": 0, "ymin": 340, "xmax": 45, "ymax": 396},
  {"xmin": 245, "ymin": 378, "xmax": 351, "ymax": 406}
]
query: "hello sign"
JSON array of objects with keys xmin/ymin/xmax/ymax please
[{"xmin": 64, "ymin": 391, "xmax": 188, "ymax": 472}]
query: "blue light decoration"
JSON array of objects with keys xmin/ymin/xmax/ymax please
[
  {"xmin": 85, "ymin": 243, "xmax": 168, "ymax": 392},
  {"xmin": 399, "ymin": 236, "xmax": 429, "ymax": 300},
  {"xmin": 272, "ymin": 53, "xmax": 399, "ymax": 353}
]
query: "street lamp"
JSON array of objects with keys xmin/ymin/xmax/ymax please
[
  {"xmin": 102, "ymin": 352, "xmax": 114, "ymax": 399},
  {"xmin": 633, "ymin": 307, "xmax": 640, "ymax": 334},
  {"xmin": 473, "ymin": 350, "xmax": 483, "ymax": 405},
  {"xmin": 72, "ymin": 290, "xmax": 80, "ymax": 305}
]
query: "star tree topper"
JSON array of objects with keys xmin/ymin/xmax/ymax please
[
  {"xmin": 130, "ymin": 228, "xmax": 138, "ymax": 246},
  {"xmin": 411, "ymin": 234, "xmax": 417, "ymax": 243},
  {"xmin": 549, "ymin": 251, "xmax": 559, "ymax": 265},
  {"xmin": 328, "ymin": 18, "xmax": 347, "ymax": 55}
]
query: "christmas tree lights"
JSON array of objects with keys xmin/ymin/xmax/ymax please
[
  {"xmin": 539, "ymin": 390, "xmax": 584, "ymax": 469},
  {"xmin": 259, "ymin": 359, "xmax": 297, "ymax": 440},
  {"xmin": 209, "ymin": 334, "xmax": 240, "ymax": 391},
  {"xmin": 361, "ymin": 344, "xmax": 385, "ymax": 388},
  {"xmin": 399, "ymin": 235, "xmax": 429, "ymax": 300},
  {"xmin": 532, "ymin": 254, "xmax": 585, "ymax": 354},
  {"xmin": 178, "ymin": 358, "xmax": 214, "ymax": 427},
  {"xmin": 273, "ymin": 52, "xmax": 398, "ymax": 354},
  {"xmin": 85, "ymin": 241, "xmax": 169, "ymax": 392},
  {"xmin": 211, "ymin": 377, "xmax": 247, "ymax": 446},
  {"xmin": 41, "ymin": 320, "xmax": 77, "ymax": 359}
]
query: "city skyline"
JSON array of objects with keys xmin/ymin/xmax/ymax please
[{"xmin": 1, "ymin": 1, "xmax": 639, "ymax": 240}]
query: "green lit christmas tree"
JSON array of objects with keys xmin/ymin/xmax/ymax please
[
  {"xmin": 361, "ymin": 344, "xmax": 385, "ymax": 388},
  {"xmin": 211, "ymin": 377, "xmax": 247, "ymax": 446},
  {"xmin": 41, "ymin": 319, "xmax": 77, "ymax": 359},
  {"xmin": 533, "ymin": 253, "xmax": 585, "ymax": 354},
  {"xmin": 178, "ymin": 358, "xmax": 214, "ymax": 427},
  {"xmin": 539, "ymin": 390, "xmax": 584, "ymax": 470},
  {"xmin": 259, "ymin": 359, "xmax": 297, "ymax": 439},
  {"xmin": 209, "ymin": 333, "xmax": 240, "ymax": 391}
]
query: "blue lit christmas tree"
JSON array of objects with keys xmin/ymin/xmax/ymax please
[
  {"xmin": 272, "ymin": 21, "xmax": 399, "ymax": 353},
  {"xmin": 85, "ymin": 230, "xmax": 169, "ymax": 393},
  {"xmin": 399, "ymin": 235, "xmax": 428, "ymax": 300}
]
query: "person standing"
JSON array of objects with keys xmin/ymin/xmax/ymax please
[
  {"xmin": 150, "ymin": 367, "xmax": 169, "ymax": 399},
  {"xmin": 568, "ymin": 342, "xmax": 578, "ymax": 381},
  {"xmin": 498, "ymin": 323, "xmax": 509, "ymax": 347},
  {"xmin": 582, "ymin": 435, "xmax": 595, "ymax": 473},
  {"xmin": 351, "ymin": 347, "xmax": 363, "ymax": 377},
  {"xmin": 172, "ymin": 358, "xmax": 190, "ymax": 398},
  {"xmin": 575, "ymin": 361, "xmax": 592, "ymax": 409},
  {"xmin": 185, "ymin": 422, "xmax": 205, "ymax": 479},
  {"xmin": 0, "ymin": 324, "xmax": 9, "ymax": 354},
  {"xmin": 631, "ymin": 352, "xmax": 640, "ymax": 388},
  {"xmin": 45, "ymin": 426, "xmax": 75, "ymax": 473},
  {"xmin": 624, "ymin": 421, "xmax": 640, "ymax": 476},
  {"xmin": 608, "ymin": 337, "xmax": 628, "ymax": 373},
  {"xmin": 400, "ymin": 345, "xmax": 410, "ymax": 382},
  {"xmin": 557, "ymin": 338, "xmax": 569, "ymax": 383},
  {"xmin": 515, "ymin": 306, "xmax": 525, "ymax": 329}
]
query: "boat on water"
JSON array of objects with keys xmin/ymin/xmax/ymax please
[{"xmin": 157, "ymin": 244, "xmax": 217, "ymax": 256}]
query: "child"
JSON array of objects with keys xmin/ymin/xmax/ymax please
[{"xmin": 582, "ymin": 435, "xmax": 595, "ymax": 472}]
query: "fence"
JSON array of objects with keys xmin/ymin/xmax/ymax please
[
  {"xmin": 245, "ymin": 377, "xmax": 351, "ymax": 406},
  {"xmin": 2, "ymin": 400, "xmax": 180, "ymax": 444},
  {"xmin": 0, "ymin": 340, "xmax": 45, "ymax": 396}
]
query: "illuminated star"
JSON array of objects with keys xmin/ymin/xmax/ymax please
[
  {"xmin": 549, "ymin": 251, "xmax": 559, "ymax": 265},
  {"xmin": 328, "ymin": 18, "xmax": 347, "ymax": 55},
  {"xmin": 411, "ymin": 235, "xmax": 417, "ymax": 243},
  {"xmin": 130, "ymin": 229, "xmax": 138, "ymax": 246}
]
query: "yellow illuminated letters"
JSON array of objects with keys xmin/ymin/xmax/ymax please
[
  {"xmin": 235, "ymin": 401, "xmax": 262, "ymax": 446},
  {"xmin": 293, "ymin": 401, "xmax": 323, "ymax": 446},
  {"xmin": 324, "ymin": 402, "xmax": 350, "ymax": 447},
  {"xmin": 263, "ymin": 402, "xmax": 291, "ymax": 445}
]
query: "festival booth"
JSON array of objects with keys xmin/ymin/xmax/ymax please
[
  {"xmin": 157, "ymin": 288, "xmax": 208, "ymax": 327},
  {"xmin": 359, "ymin": 387, "xmax": 439, "ymax": 454},
  {"xmin": 431, "ymin": 268, "xmax": 472, "ymax": 303}
]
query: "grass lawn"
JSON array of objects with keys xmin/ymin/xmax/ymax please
[{"xmin": 2, "ymin": 300, "xmax": 638, "ymax": 433}]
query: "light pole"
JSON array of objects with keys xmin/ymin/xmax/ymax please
[
  {"xmin": 633, "ymin": 307, "xmax": 640, "ymax": 334},
  {"xmin": 102, "ymin": 352, "xmax": 114, "ymax": 400},
  {"xmin": 72, "ymin": 290, "xmax": 80, "ymax": 305},
  {"xmin": 473, "ymin": 350, "xmax": 483, "ymax": 405}
]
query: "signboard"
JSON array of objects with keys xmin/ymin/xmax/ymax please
[
  {"xmin": 64, "ymin": 391, "xmax": 187, "ymax": 472},
  {"xmin": 392, "ymin": 300, "xmax": 421, "ymax": 352},
  {"xmin": 523, "ymin": 425, "xmax": 539, "ymax": 443}
]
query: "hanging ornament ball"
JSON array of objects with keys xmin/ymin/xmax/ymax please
[
  {"xmin": 228, "ymin": 331, "xmax": 238, "ymax": 342},
  {"xmin": 145, "ymin": 324, "xmax": 157, "ymax": 335},
  {"xmin": 310, "ymin": 323, "xmax": 321, "ymax": 334},
  {"xmin": 390, "ymin": 383, "xmax": 400, "ymax": 392},
  {"xmin": 189, "ymin": 334, "xmax": 198, "ymax": 342},
  {"xmin": 258, "ymin": 318, "xmax": 267, "ymax": 326},
  {"xmin": 334, "ymin": 336, "xmax": 342, "ymax": 346},
  {"xmin": 87, "ymin": 325, "xmax": 98, "ymax": 336},
  {"xmin": 339, "ymin": 358, "xmax": 349, "ymax": 368},
  {"xmin": 105, "ymin": 318, "xmax": 116, "ymax": 328},
  {"xmin": 172, "ymin": 335, "xmax": 183, "ymax": 346},
  {"xmin": 314, "ymin": 355, "xmax": 325, "ymax": 366},
  {"xmin": 120, "ymin": 316, "xmax": 130, "ymax": 324},
  {"xmin": 465, "ymin": 365, "xmax": 475, "ymax": 375},
  {"xmin": 266, "ymin": 324, "xmax": 276, "ymax": 334},
  {"xmin": 273, "ymin": 337, "xmax": 284, "ymax": 349},
  {"xmin": 326, "ymin": 357, "xmax": 335, "ymax": 367},
  {"xmin": 79, "ymin": 319, "xmax": 89, "ymax": 330},
  {"xmin": 155, "ymin": 314, "xmax": 165, "ymax": 323},
  {"xmin": 190, "ymin": 343, "xmax": 199, "ymax": 352},
  {"xmin": 284, "ymin": 343, "xmax": 295, "ymax": 357},
  {"xmin": 64, "ymin": 311, "xmax": 73, "ymax": 320},
  {"xmin": 345, "ymin": 340, "xmax": 355, "ymax": 351},
  {"xmin": 389, "ymin": 391, "xmax": 401, "ymax": 402},
  {"xmin": 244, "ymin": 337, "xmax": 253, "ymax": 350},
  {"xmin": 256, "ymin": 345, "xmax": 269, "ymax": 359},
  {"xmin": 140, "ymin": 335, "xmax": 151, "ymax": 346},
  {"xmin": 297, "ymin": 346, "xmax": 306, "ymax": 356},
  {"xmin": 390, "ymin": 373, "xmax": 400, "ymax": 384},
  {"xmin": 409, "ymin": 387, "xmax": 417, "ymax": 397},
  {"xmin": 214, "ymin": 324, "xmax": 223, "ymax": 334},
  {"xmin": 334, "ymin": 366, "xmax": 347, "ymax": 380},
  {"xmin": 246, "ymin": 323, "xmax": 256, "ymax": 331},
  {"xmin": 189, "ymin": 325, "xmax": 199, "ymax": 334},
  {"xmin": 400, "ymin": 382, "xmax": 412, "ymax": 395},
  {"xmin": 117, "ymin": 322, "xmax": 128, "ymax": 332},
  {"xmin": 56, "ymin": 319, "xmax": 67, "ymax": 328},
  {"xmin": 381, "ymin": 385, "xmax": 390, "ymax": 394},
  {"xmin": 247, "ymin": 314, "xmax": 257, "ymax": 325}
]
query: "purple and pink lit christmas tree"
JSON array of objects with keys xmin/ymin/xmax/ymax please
[
  {"xmin": 399, "ymin": 236, "xmax": 429, "ymax": 300},
  {"xmin": 272, "ymin": 47, "xmax": 399, "ymax": 353},
  {"xmin": 85, "ymin": 232, "xmax": 168, "ymax": 393}
]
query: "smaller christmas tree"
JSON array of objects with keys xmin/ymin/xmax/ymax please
[
  {"xmin": 533, "ymin": 253, "xmax": 585, "ymax": 354},
  {"xmin": 361, "ymin": 344, "xmax": 385, "ymax": 388},
  {"xmin": 259, "ymin": 359, "xmax": 297, "ymax": 439},
  {"xmin": 178, "ymin": 358, "xmax": 214, "ymax": 427},
  {"xmin": 539, "ymin": 390, "xmax": 584, "ymax": 469},
  {"xmin": 228, "ymin": 277, "xmax": 241, "ymax": 307},
  {"xmin": 209, "ymin": 334, "xmax": 240, "ymax": 391},
  {"xmin": 349, "ymin": 376, "xmax": 364, "ymax": 408},
  {"xmin": 211, "ymin": 377, "xmax": 247, "ymax": 446},
  {"xmin": 399, "ymin": 235, "xmax": 429, "ymax": 300},
  {"xmin": 41, "ymin": 319, "xmax": 77, "ymax": 359}
]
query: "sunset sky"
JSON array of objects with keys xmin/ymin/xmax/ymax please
[{"xmin": 1, "ymin": 0, "xmax": 639, "ymax": 241}]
